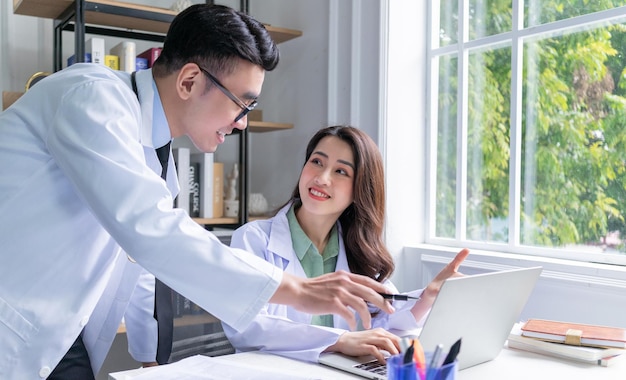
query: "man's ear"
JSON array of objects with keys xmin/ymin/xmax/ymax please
[{"xmin": 176, "ymin": 63, "xmax": 202, "ymax": 100}]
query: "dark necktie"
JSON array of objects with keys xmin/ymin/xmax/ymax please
[{"xmin": 154, "ymin": 141, "xmax": 174, "ymax": 364}]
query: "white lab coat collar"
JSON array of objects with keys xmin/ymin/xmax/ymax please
[
  {"xmin": 134, "ymin": 69, "xmax": 158, "ymax": 147},
  {"xmin": 131, "ymin": 69, "xmax": 179, "ymax": 197},
  {"xmin": 265, "ymin": 203, "xmax": 350, "ymax": 328},
  {"xmin": 267, "ymin": 203, "xmax": 350, "ymax": 271}
]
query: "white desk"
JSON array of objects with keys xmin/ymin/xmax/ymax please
[{"xmin": 109, "ymin": 346, "xmax": 626, "ymax": 380}]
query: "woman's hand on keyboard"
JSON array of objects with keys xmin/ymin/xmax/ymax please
[{"xmin": 324, "ymin": 328, "xmax": 400, "ymax": 363}]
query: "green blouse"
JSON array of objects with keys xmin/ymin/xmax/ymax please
[{"xmin": 287, "ymin": 205, "xmax": 339, "ymax": 327}]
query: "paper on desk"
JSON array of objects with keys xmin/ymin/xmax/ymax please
[{"xmin": 131, "ymin": 355, "xmax": 320, "ymax": 380}]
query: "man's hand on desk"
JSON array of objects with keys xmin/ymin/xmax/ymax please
[
  {"xmin": 270, "ymin": 270, "xmax": 395, "ymax": 331},
  {"xmin": 141, "ymin": 362, "xmax": 159, "ymax": 367}
]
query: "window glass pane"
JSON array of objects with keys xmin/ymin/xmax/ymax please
[
  {"xmin": 521, "ymin": 24, "xmax": 626, "ymax": 254},
  {"xmin": 467, "ymin": 46, "xmax": 511, "ymax": 242},
  {"xmin": 435, "ymin": 54, "xmax": 458, "ymax": 238},
  {"xmin": 470, "ymin": 0, "xmax": 512, "ymax": 40},
  {"xmin": 439, "ymin": 0, "xmax": 458, "ymax": 46},
  {"xmin": 526, "ymin": 0, "xmax": 625, "ymax": 28}
]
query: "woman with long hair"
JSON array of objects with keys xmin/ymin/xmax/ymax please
[{"xmin": 223, "ymin": 125, "xmax": 468, "ymax": 363}]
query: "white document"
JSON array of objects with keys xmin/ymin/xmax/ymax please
[{"xmin": 131, "ymin": 355, "xmax": 320, "ymax": 380}]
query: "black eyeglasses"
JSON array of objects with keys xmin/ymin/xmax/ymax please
[{"xmin": 196, "ymin": 65, "xmax": 258, "ymax": 123}]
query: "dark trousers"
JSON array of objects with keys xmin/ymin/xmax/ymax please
[{"xmin": 48, "ymin": 334, "xmax": 95, "ymax": 380}]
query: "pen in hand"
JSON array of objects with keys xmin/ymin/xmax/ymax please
[{"xmin": 379, "ymin": 292, "xmax": 421, "ymax": 301}]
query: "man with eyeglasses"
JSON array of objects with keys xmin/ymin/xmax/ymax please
[{"xmin": 0, "ymin": 4, "xmax": 394, "ymax": 379}]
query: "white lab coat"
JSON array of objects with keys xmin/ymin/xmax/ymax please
[
  {"xmin": 0, "ymin": 64, "xmax": 282, "ymax": 379},
  {"xmin": 123, "ymin": 269, "xmax": 158, "ymax": 363},
  {"xmin": 223, "ymin": 204, "xmax": 423, "ymax": 363}
]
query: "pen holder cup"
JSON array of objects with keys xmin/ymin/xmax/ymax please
[{"xmin": 387, "ymin": 352, "xmax": 457, "ymax": 380}]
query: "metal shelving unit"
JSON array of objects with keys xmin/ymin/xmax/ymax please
[{"xmin": 13, "ymin": 0, "xmax": 301, "ymax": 227}]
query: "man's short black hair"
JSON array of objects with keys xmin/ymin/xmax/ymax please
[{"xmin": 153, "ymin": 4, "xmax": 279, "ymax": 77}]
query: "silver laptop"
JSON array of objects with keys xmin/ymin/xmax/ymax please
[{"xmin": 319, "ymin": 266, "xmax": 543, "ymax": 379}]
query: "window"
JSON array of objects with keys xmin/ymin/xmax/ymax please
[{"xmin": 427, "ymin": 1, "xmax": 626, "ymax": 264}]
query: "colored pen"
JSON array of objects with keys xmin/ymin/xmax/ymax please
[
  {"xmin": 402, "ymin": 343, "xmax": 416, "ymax": 380},
  {"xmin": 379, "ymin": 292, "xmax": 421, "ymax": 301},
  {"xmin": 442, "ymin": 338, "xmax": 462, "ymax": 365},
  {"xmin": 403, "ymin": 343, "xmax": 415, "ymax": 364},
  {"xmin": 425, "ymin": 343, "xmax": 444, "ymax": 380},
  {"xmin": 399, "ymin": 337, "xmax": 413, "ymax": 353},
  {"xmin": 412, "ymin": 338, "xmax": 426, "ymax": 380}
]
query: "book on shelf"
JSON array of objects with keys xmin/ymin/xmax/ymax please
[
  {"xmin": 67, "ymin": 53, "xmax": 91, "ymax": 67},
  {"xmin": 86, "ymin": 37, "xmax": 105, "ymax": 65},
  {"xmin": 190, "ymin": 153, "xmax": 214, "ymax": 219},
  {"xmin": 213, "ymin": 162, "xmax": 224, "ymax": 218},
  {"xmin": 137, "ymin": 47, "xmax": 162, "ymax": 68},
  {"xmin": 135, "ymin": 57, "xmax": 148, "ymax": 71},
  {"xmin": 521, "ymin": 319, "xmax": 626, "ymax": 349},
  {"xmin": 110, "ymin": 41, "xmax": 136, "ymax": 73},
  {"xmin": 104, "ymin": 55, "xmax": 119, "ymax": 70},
  {"xmin": 172, "ymin": 147, "xmax": 190, "ymax": 214},
  {"xmin": 188, "ymin": 162, "xmax": 200, "ymax": 217},
  {"xmin": 508, "ymin": 323, "xmax": 623, "ymax": 366}
]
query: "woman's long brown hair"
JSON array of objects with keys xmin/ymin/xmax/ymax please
[{"xmin": 287, "ymin": 125, "xmax": 395, "ymax": 282}]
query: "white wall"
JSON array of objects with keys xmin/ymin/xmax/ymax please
[{"xmin": 245, "ymin": 0, "xmax": 381, "ymax": 209}]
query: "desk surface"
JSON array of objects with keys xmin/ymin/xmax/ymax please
[{"xmin": 109, "ymin": 346, "xmax": 626, "ymax": 380}]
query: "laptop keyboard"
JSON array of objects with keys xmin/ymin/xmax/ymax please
[{"xmin": 354, "ymin": 359, "xmax": 387, "ymax": 377}]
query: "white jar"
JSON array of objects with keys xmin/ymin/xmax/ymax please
[{"xmin": 249, "ymin": 193, "xmax": 269, "ymax": 216}]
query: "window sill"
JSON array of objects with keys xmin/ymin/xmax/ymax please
[{"xmin": 401, "ymin": 244, "xmax": 626, "ymax": 328}]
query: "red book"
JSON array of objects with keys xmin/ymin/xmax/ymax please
[
  {"xmin": 521, "ymin": 319, "xmax": 626, "ymax": 349},
  {"xmin": 137, "ymin": 47, "xmax": 162, "ymax": 68}
]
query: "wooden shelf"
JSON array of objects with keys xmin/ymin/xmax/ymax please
[
  {"xmin": 249, "ymin": 121, "xmax": 293, "ymax": 132},
  {"xmin": 117, "ymin": 312, "xmax": 219, "ymax": 334},
  {"xmin": 263, "ymin": 25, "xmax": 303, "ymax": 44},
  {"xmin": 192, "ymin": 217, "xmax": 238, "ymax": 225},
  {"xmin": 13, "ymin": 0, "xmax": 302, "ymax": 43},
  {"xmin": 14, "ymin": 0, "xmax": 175, "ymax": 33}
]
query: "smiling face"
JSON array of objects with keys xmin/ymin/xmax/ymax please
[
  {"xmin": 169, "ymin": 59, "xmax": 265, "ymax": 153},
  {"xmin": 298, "ymin": 136, "xmax": 356, "ymax": 220}
]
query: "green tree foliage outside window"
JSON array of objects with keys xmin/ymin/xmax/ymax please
[{"xmin": 434, "ymin": 1, "xmax": 626, "ymax": 254}]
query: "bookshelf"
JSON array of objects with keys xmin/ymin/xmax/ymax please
[{"xmin": 13, "ymin": 0, "xmax": 301, "ymax": 227}]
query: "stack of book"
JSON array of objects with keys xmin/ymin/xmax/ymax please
[{"xmin": 508, "ymin": 319, "xmax": 626, "ymax": 367}]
